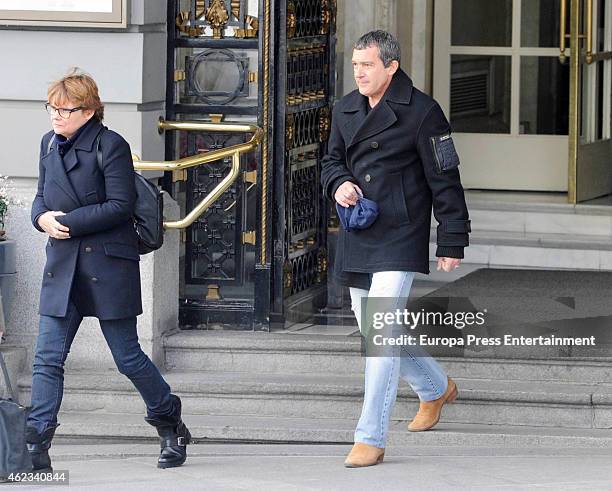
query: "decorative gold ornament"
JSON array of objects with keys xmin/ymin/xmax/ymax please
[
  {"xmin": 287, "ymin": 1, "xmax": 297, "ymax": 38},
  {"xmin": 319, "ymin": 106, "xmax": 331, "ymax": 142},
  {"xmin": 320, "ymin": 0, "xmax": 331, "ymax": 34},
  {"xmin": 317, "ymin": 249, "xmax": 328, "ymax": 283},
  {"xmin": 205, "ymin": 0, "xmax": 230, "ymax": 39},
  {"xmin": 329, "ymin": 0, "xmax": 337, "ymax": 34},
  {"xmin": 286, "ymin": 114, "xmax": 295, "ymax": 149},
  {"xmin": 176, "ymin": 11, "xmax": 203, "ymax": 37},
  {"xmin": 196, "ymin": 0, "xmax": 206, "ymax": 18},
  {"xmin": 231, "ymin": 0, "xmax": 240, "ymax": 18},
  {"xmin": 283, "ymin": 261, "xmax": 293, "ymax": 297},
  {"xmin": 235, "ymin": 15, "xmax": 259, "ymax": 38},
  {"xmin": 206, "ymin": 284, "xmax": 222, "ymax": 301}
]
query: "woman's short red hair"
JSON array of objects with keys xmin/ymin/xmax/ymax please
[{"xmin": 47, "ymin": 68, "xmax": 104, "ymax": 121}]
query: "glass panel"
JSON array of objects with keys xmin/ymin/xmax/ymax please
[
  {"xmin": 521, "ymin": 0, "xmax": 564, "ymax": 48},
  {"xmin": 451, "ymin": 0, "xmax": 512, "ymax": 47},
  {"xmin": 450, "ymin": 55, "xmax": 511, "ymax": 133},
  {"xmin": 597, "ymin": 0, "xmax": 606, "ymax": 53},
  {"xmin": 520, "ymin": 57, "xmax": 569, "ymax": 135},
  {"xmin": 580, "ymin": 59, "xmax": 610, "ymax": 143},
  {"xmin": 177, "ymin": 47, "xmax": 259, "ymax": 107}
]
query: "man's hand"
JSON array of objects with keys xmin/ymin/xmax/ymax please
[
  {"xmin": 334, "ymin": 181, "xmax": 363, "ymax": 208},
  {"xmin": 437, "ymin": 257, "xmax": 461, "ymax": 272},
  {"xmin": 38, "ymin": 211, "xmax": 70, "ymax": 239}
]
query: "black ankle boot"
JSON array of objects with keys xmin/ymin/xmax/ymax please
[
  {"xmin": 25, "ymin": 425, "xmax": 58, "ymax": 473},
  {"xmin": 145, "ymin": 395, "xmax": 191, "ymax": 469}
]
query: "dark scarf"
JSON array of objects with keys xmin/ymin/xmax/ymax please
[{"xmin": 55, "ymin": 117, "xmax": 96, "ymax": 156}]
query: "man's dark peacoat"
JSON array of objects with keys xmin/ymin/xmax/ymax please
[
  {"xmin": 31, "ymin": 119, "xmax": 142, "ymax": 320},
  {"xmin": 321, "ymin": 69, "xmax": 471, "ymax": 289}
]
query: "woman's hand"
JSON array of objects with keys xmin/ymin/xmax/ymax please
[
  {"xmin": 335, "ymin": 181, "xmax": 363, "ymax": 208},
  {"xmin": 38, "ymin": 211, "xmax": 70, "ymax": 239}
]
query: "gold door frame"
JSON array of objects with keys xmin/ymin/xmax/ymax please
[{"xmin": 567, "ymin": 0, "xmax": 612, "ymax": 203}]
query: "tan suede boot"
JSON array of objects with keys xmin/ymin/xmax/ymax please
[
  {"xmin": 344, "ymin": 443, "xmax": 385, "ymax": 468},
  {"xmin": 407, "ymin": 377, "xmax": 458, "ymax": 432}
]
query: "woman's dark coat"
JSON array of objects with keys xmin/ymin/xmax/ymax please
[
  {"xmin": 321, "ymin": 69, "xmax": 471, "ymax": 289},
  {"xmin": 31, "ymin": 119, "xmax": 142, "ymax": 320}
]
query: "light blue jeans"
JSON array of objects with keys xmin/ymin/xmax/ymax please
[{"xmin": 350, "ymin": 271, "xmax": 448, "ymax": 448}]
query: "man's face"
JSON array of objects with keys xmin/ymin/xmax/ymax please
[{"xmin": 352, "ymin": 45, "xmax": 397, "ymax": 100}]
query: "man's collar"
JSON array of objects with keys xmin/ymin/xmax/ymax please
[{"xmin": 342, "ymin": 68, "xmax": 414, "ymax": 112}]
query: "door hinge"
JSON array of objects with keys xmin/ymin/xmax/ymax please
[
  {"xmin": 243, "ymin": 170, "xmax": 257, "ymax": 184},
  {"xmin": 174, "ymin": 69, "xmax": 186, "ymax": 82},
  {"xmin": 206, "ymin": 284, "xmax": 222, "ymax": 301},
  {"xmin": 242, "ymin": 231, "xmax": 256, "ymax": 245},
  {"xmin": 172, "ymin": 169, "xmax": 188, "ymax": 182}
]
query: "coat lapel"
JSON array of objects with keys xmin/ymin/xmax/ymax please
[
  {"xmin": 42, "ymin": 142, "xmax": 81, "ymax": 208},
  {"xmin": 341, "ymin": 93, "xmax": 367, "ymax": 147},
  {"xmin": 63, "ymin": 146, "xmax": 79, "ymax": 173},
  {"xmin": 65, "ymin": 118, "xmax": 104, "ymax": 173},
  {"xmin": 343, "ymin": 69, "xmax": 415, "ymax": 150},
  {"xmin": 348, "ymin": 101, "xmax": 397, "ymax": 148}
]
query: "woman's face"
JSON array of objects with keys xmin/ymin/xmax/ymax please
[{"xmin": 48, "ymin": 98, "xmax": 95, "ymax": 139}]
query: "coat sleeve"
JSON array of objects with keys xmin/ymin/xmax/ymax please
[
  {"xmin": 320, "ymin": 105, "xmax": 356, "ymax": 200},
  {"xmin": 56, "ymin": 134, "xmax": 136, "ymax": 237},
  {"xmin": 31, "ymin": 136, "xmax": 51, "ymax": 233},
  {"xmin": 416, "ymin": 102, "xmax": 471, "ymax": 259}
]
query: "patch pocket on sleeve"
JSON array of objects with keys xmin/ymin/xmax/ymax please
[{"xmin": 430, "ymin": 133, "xmax": 460, "ymax": 173}]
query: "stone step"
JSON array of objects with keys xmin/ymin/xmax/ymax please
[
  {"xmin": 429, "ymin": 229, "xmax": 612, "ymax": 270},
  {"xmin": 426, "ymin": 196, "xmax": 612, "ymax": 270},
  {"xmin": 17, "ymin": 371, "xmax": 612, "ymax": 429},
  {"xmin": 464, "ymin": 196, "xmax": 612, "ymax": 237},
  {"xmin": 52, "ymin": 412, "xmax": 612, "ymax": 448},
  {"xmin": 164, "ymin": 331, "xmax": 612, "ymax": 383}
]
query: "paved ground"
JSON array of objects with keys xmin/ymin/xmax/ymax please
[{"xmin": 7, "ymin": 442, "xmax": 612, "ymax": 490}]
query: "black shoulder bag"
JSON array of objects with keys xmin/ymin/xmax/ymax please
[
  {"xmin": 47, "ymin": 131, "xmax": 164, "ymax": 254},
  {"xmin": 0, "ymin": 297, "xmax": 32, "ymax": 480},
  {"xmin": 95, "ymin": 130, "xmax": 164, "ymax": 254}
]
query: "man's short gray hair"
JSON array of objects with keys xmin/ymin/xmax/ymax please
[{"xmin": 354, "ymin": 30, "xmax": 401, "ymax": 67}]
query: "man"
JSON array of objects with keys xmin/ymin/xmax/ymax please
[{"xmin": 321, "ymin": 30, "xmax": 471, "ymax": 467}]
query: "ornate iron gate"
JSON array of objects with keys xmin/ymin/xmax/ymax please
[
  {"xmin": 270, "ymin": 0, "xmax": 337, "ymax": 325},
  {"xmin": 165, "ymin": 0, "xmax": 336, "ymax": 330}
]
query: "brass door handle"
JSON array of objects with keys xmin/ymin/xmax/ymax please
[
  {"xmin": 133, "ymin": 120, "xmax": 263, "ymax": 230},
  {"xmin": 559, "ymin": 0, "xmax": 568, "ymax": 63},
  {"xmin": 559, "ymin": 0, "xmax": 595, "ymax": 65},
  {"xmin": 585, "ymin": 0, "xmax": 594, "ymax": 64}
]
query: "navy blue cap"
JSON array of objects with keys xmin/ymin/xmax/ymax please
[{"xmin": 336, "ymin": 196, "xmax": 379, "ymax": 232}]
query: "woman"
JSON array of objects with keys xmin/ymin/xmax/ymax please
[{"xmin": 28, "ymin": 69, "xmax": 190, "ymax": 471}]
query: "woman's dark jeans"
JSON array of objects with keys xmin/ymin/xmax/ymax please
[{"xmin": 27, "ymin": 299, "xmax": 175, "ymax": 435}]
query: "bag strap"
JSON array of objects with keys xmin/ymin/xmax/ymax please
[
  {"xmin": 95, "ymin": 127, "xmax": 106, "ymax": 172},
  {"xmin": 46, "ymin": 134, "xmax": 56, "ymax": 156},
  {"xmin": 0, "ymin": 351, "xmax": 17, "ymax": 402},
  {"xmin": 0, "ymin": 293, "xmax": 17, "ymax": 402}
]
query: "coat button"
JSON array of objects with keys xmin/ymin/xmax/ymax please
[
  {"xmin": 365, "ymin": 174, "xmax": 372, "ymax": 183},
  {"xmin": 91, "ymin": 277, "xmax": 99, "ymax": 283},
  {"xmin": 370, "ymin": 141, "xmax": 379, "ymax": 149},
  {"xmin": 46, "ymin": 272, "xmax": 53, "ymax": 278},
  {"xmin": 85, "ymin": 246, "xmax": 92, "ymax": 253}
]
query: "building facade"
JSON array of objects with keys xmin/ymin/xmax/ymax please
[{"xmin": 1, "ymin": 0, "xmax": 611, "ymax": 354}]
